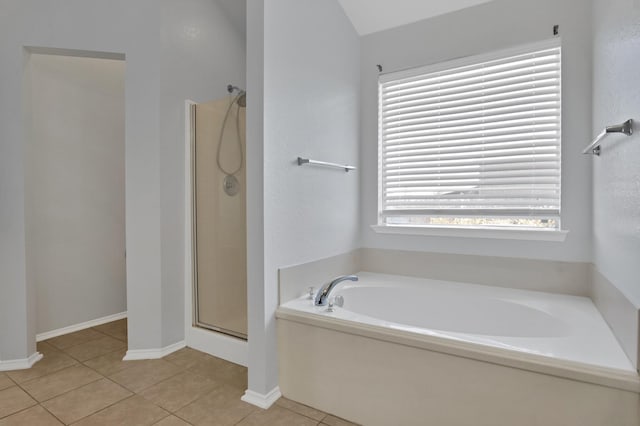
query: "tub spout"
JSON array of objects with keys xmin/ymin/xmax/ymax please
[{"xmin": 314, "ymin": 275, "xmax": 359, "ymax": 306}]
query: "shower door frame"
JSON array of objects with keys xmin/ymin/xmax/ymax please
[{"xmin": 183, "ymin": 100, "xmax": 248, "ymax": 366}]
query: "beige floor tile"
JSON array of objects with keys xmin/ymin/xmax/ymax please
[
  {"xmin": 93, "ymin": 319, "xmax": 127, "ymax": 342},
  {"xmin": 108, "ymin": 359, "xmax": 182, "ymax": 393},
  {"xmin": 36, "ymin": 342, "xmax": 60, "ymax": 356},
  {"xmin": 186, "ymin": 357, "xmax": 248, "ymax": 390},
  {"xmin": 0, "ymin": 386, "xmax": 37, "ymax": 418},
  {"xmin": 237, "ymin": 405, "xmax": 318, "ymax": 426},
  {"xmin": 140, "ymin": 371, "xmax": 218, "ymax": 412},
  {"xmin": 63, "ymin": 335, "xmax": 126, "ymax": 362},
  {"xmin": 46, "ymin": 329, "xmax": 105, "ymax": 350},
  {"xmin": 20, "ymin": 365, "xmax": 102, "ymax": 402},
  {"xmin": 153, "ymin": 415, "xmax": 192, "ymax": 425},
  {"xmin": 6, "ymin": 347, "xmax": 77, "ymax": 384},
  {"xmin": 322, "ymin": 414, "xmax": 360, "ymax": 426},
  {"xmin": 73, "ymin": 395, "xmax": 168, "ymax": 426},
  {"xmin": 0, "ymin": 405, "xmax": 63, "ymax": 426},
  {"xmin": 82, "ymin": 349, "xmax": 133, "ymax": 376},
  {"xmin": 176, "ymin": 384, "xmax": 255, "ymax": 426},
  {"xmin": 0, "ymin": 374, "xmax": 14, "ymax": 391},
  {"xmin": 42, "ymin": 378, "xmax": 132, "ymax": 424},
  {"xmin": 164, "ymin": 348, "xmax": 213, "ymax": 369},
  {"xmin": 276, "ymin": 397, "xmax": 326, "ymax": 421}
]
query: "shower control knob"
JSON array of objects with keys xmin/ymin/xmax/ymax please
[
  {"xmin": 326, "ymin": 298, "xmax": 335, "ymax": 313},
  {"xmin": 223, "ymin": 175, "xmax": 240, "ymax": 196}
]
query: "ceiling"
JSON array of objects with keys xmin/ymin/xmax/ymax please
[{"xmin": 336, "ymin": 0, "xmax": 495, "ymax": 35}]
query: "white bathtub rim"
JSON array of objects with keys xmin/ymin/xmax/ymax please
[{"xmin": 276, "ymin": 306, "xmax": 640, "ymax": 394}]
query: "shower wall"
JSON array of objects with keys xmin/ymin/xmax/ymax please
[{"xmin": 193, "ymin": 98, "xmax": 247, "ymax": 338}]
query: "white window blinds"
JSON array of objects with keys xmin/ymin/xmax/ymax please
[{"xmin": 379, "ymin": 41, "xmax": 561, "ymax": 229}]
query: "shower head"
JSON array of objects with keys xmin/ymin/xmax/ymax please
[{"xmin": 227, "ymin": 84, "xmax": 246, "ymax": 108}]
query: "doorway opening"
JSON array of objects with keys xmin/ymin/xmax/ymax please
[{"xmin": 25, "ymin": 49, "xmax": 127, "ymax": 348}]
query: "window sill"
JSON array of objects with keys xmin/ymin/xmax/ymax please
[{"xmin": 370, "ymin": 225, "xmax": 569, "ymax": 242}]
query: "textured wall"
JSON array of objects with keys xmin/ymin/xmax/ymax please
[
  {"xmin": 246, "ymin": 0, "xmax": 361, "ymax": 395},
  {"xmin": 592, "ymin": 0, "xmax": 640, "ymax": 308}
]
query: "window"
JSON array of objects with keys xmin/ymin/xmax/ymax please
[{"xmin": 378, "ymin": 40, "xmax": 561, "ymax": 233}]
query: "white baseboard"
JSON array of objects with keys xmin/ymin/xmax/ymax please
[
  {"xmin": 186, "ymin": 326, "xmax": 248, "ymax": 367},
  {"xmin": 241, "ymin": 387, "xmax": 282, "ymax": 409},
  {"xmin": 36, "ymin": 312, "xmax": 128, "ymax": 342},
  {"xmin": 0, "ymin": 351, "xmax": 43, "ymax": 372},
  {"xmin": 123, "ymin": 340, "xmax": 186, "ymax": 361}
]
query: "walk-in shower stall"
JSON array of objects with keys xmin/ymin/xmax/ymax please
[{"xmin": 191, "ymin": 86, "xmax": 247, "ymax": 339}]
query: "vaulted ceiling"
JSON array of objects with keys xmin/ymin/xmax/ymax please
[
  {"xmin": 213, "ymin": 0, "xmax": 496, "ymax": 39},
  {"xmin": 336, "ymin": 0, "xmax": 496, "ymax": 35}
]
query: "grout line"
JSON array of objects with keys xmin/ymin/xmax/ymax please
[
  {"xmin": 232, "ymin": 408, "xmax": 257, "ymax": 425},
  {"xmin": 38, "ymin": 402, "xmax": 68, "ymax": 425},
  {"xmin": 150, "ymin": 413, "xmax": 174, "ymax": 425},
  {"xmin": 171, "ymin": 410, "xmax": 199, "ymax": 425},
  {"xmin": 156, "ymin": 414, "xmax": 195, "ymax": 425},
  {"xmin": 0, "ymin": 396, "xmax": 37, "ymax": 420},
  {"xmin": 117, "ymin": 367, "xmax": 185, "ymax": 395},
  {"xmin": 62, "ymin": 344, "xmax": 128, "ymax": 364},
  {"xmin": 2, "ymin": 372, "xmax": 17, "ymax": 388},
  {"xmin": 36, "ymin": 375, "xmax": 104, "ymax": 404},
  {"xmin": 15, "ymin": 364, "xmax": 103, "ymax": 404},
  {"xmin": 278, "ymin": 405, "xmax": 329, "ymax": 424},
  {"xmin": 46, "ymin": 329, "xmax": 110, "ymax": 352},
  {"xmin": 66, "ymin": 362, "xmax": 143, "ymax": 425},
  {"xmin": 61, "ymin": 387, "xmax": 132, "ymax": 425},
  {"xmin": 89, "ymin": 324, "xmax": 128, "ymax": 343},
  {"xmin": 76, "ymin": 344, "xmax": 128, "ymax": 364},
  {"xmin": 66, "ymin": 394, "xmax": 167, "ymax": 425}
]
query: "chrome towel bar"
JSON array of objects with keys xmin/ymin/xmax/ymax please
[
  {"xmin": 297, "ymin": 157, "xmax": 356, "ymax": 172},
  {"xmin": 583, "ymin": 119, "xmax": 633, "ymax": 156}
]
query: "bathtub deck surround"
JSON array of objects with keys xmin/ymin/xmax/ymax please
[
  {"xmin": 283, "ymin": 273, "xmax": 636, "ymax": 374},
  {"xmin": 278, "ymin": 318, "xmax": 639, "ymax": 426},
  {"xmin": 279, "ymin": 248, "xmax": 640, "ymax": 372},
  {"xmin": 277, "ymin": 272, "xmax": 640, "ymax": 425},
  {"xmin": 591, "ymin": 266, "xmax": 640, "ymax": 371}
]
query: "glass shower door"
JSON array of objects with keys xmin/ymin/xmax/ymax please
[{"xmin": 192, "ymin": 97, "xmax": 247, "ymax": 339}]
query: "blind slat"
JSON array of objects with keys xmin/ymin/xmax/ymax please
[
  {"xmin": 383, "ymin": 63, "xmax": 560, "ymax": 102},
  {"xmin": 383, "ymin": 79, "xmax": 560, "ymax": 112},
  {"xmin": 383, "ymin": 97, "xmax": 559, "ymax": 124},
  {"xmin": 381, "ymin": 209, "xmax": 559, "ymax": 217}
]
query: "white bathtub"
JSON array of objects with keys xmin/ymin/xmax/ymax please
[
  {"xmin": 281, "ymin": 272, "xmax": 634, "ymax": 372},
  {"xmin": 277, "ymin": 272, "xmax": 640, "ymax": 426}
]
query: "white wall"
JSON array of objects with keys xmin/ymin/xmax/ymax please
[
  {"xmin": 27, "ymin": 54, "xmax": 126, "ymax": 334},
  {"xmin": 0, "ymin": 0, "xmax": 245, "ymax": 361},
  {"xmin": 592, "ymin": 0, "xmax": 640, "ymax": 308},
  {"xmin": 359, "ymin": 0, "xmax": 593, "ymax": 262},
  {"xmin": 246, "ymin": 0, "xmax": 361, "ymax": 395}
]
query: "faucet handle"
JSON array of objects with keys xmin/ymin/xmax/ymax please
[
  {"xmin": 326, "ymin": 298, "xmax": 335, "ymax": 313},
  {"xmin": 307, "ymin": 287, "xmax": 315, "ymax": 300}
]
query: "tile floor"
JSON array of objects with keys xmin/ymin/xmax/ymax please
[{"xmin": 0, "ymin": 320, "xmax": 357, "ymax": 426}]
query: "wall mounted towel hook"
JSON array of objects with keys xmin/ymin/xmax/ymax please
[{"xmin": 582, "ymin": 119, "xmax": 633, "ymax": 156}]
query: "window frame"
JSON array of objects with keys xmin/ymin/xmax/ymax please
[{"xmin": 375, "ymin": 39, "xmax": 567, "ymax": 241}]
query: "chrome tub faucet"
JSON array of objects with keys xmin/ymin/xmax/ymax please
[{"xmin": 314, "ymin": 275, "xmax": 359, "ymax": 306}]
